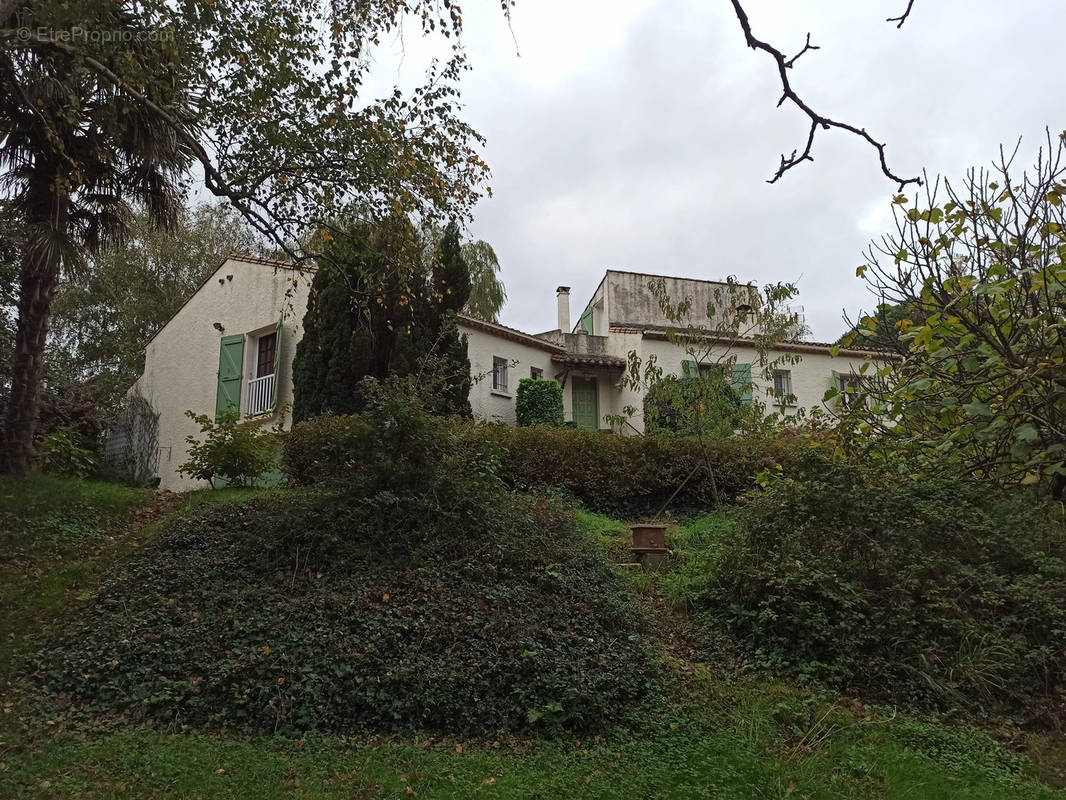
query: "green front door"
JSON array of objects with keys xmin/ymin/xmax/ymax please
[{"xmin": 572, "ymin": 377, "xmax": 599, "ymax": 430}]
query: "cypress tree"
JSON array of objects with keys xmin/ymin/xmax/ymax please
[
  {"xmin": 292, "ymin": 219, "xmax": 475, "ymax": 421},
  {"xmin": 425, "ymin": 222, "xmax": 472, "ymax": 416},
  {"xmin": 292, "ymin": 236, "xmax": 361, "ymax": 422}
]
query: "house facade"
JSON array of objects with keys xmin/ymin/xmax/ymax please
[{"xmin": 129, "ymin": 257, "xmax": 886, "ymax": 491}]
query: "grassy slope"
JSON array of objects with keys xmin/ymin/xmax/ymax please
[
  {"xmin": 0, "ymin": 480, "xmax": 1063, "ymax": 799},
  {"xmin": 0, "ymin": 478, "xmax": 264, "ymax": 673},
  {"xmin": 0, "ymin": 477, "xmax": 151, "ymax": 672}
]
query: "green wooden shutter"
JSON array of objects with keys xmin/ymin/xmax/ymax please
[
  {"xmin": 579, "ymin": 306, "xmax": 594, "ymax": 334},
  {"xmin": 681, "ymin": 360, "xmax": 699, "ymax": 378},
  {"xmin": 215, "ymin": 334, "xmax": 244, "ymax": 420},
  {"xmin": 271, "ymin": 317, "xmax": 283, "ymax": 411},
  {"xmin": 731, "ymin": 362, "xmax": 753, "ymax": 405},
  {"xmin": 829, "ymin": 369, "xmax": 843, "ymax": 405}
]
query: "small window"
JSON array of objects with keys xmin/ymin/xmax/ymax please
[
  {"xmin": 839, "ymin": 374, "xmax": 865, "ymax": 408},
  {"xmin": 256, "ymin": 331, "xmax": 277, "ymax": 378},
  {"xmin": 530, "ymin": 366, "xmax": 544, "ymax": 380},
  {"xmin": 492, "ymin": 357, "xmax": 509, "ymax": 392},
  {"xmin": 773, "ymin": 369, "xmax": 793, "ymax": 404}
]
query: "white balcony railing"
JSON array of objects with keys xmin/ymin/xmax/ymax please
[{"xmin": 247, "ymin": 373, "xmax": 276, "ymax": 416}]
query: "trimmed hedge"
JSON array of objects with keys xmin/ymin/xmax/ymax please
[
  {"xmin": 515, "ymin": 378, "xmax": 565, "ymax": 427},
  {"xmin": 285, "ymin": 415, "xmax": 805, "ymax": 515}
]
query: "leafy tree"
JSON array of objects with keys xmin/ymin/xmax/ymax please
[
  {"xmin": 46, "ymin": 201, "xmax": 268, "ymax": 413},
  {"xmin": 0, "ymin": 0, "xmax": 492, "ymax": 475},
  {"xmin": 836, "ymin": 132, "xmax": 1066, "ymax": 495},
  {"xmin": 643, "ymin": 373, "xmax": 742, "ymax": 439},
  {"xmin": 293, "ymin": 220, "xmax": 472, "ymax": 421},
  {"xmin": 836, "ymin": 300, "xmax": 917, "ymax": 349},
  {"xmin": 461, "ymin": 239, "xmax": 507, "ymax": 322},
  {"xmin": 291, "ymin": 239, "xmax": 364, "ymax": 422}
]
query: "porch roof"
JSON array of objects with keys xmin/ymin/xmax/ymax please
[{"xmin": 550, "ymin": 352, "xmax": 626, "ymax": 370}]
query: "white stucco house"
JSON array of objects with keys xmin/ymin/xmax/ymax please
[{"xmin": 127, "ymin": 255, "xmax": 888, "ymax": 490}]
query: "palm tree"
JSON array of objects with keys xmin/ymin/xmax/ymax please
[{"xmin": 0, "ymin": 6, "xmax": 191, "ymax": 475}]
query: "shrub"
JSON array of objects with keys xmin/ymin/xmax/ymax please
[
  {"xmin": 702, "ymin": 453, "xmax": 1066, "ymax": 719},
  {"xmin": 285, "ymin": 415, "xmax": 806, "ymax": 516},
  {"xmin": 178, "ymin": 411, "xmax": 281, "ymax": 487},
  {"xmin": 29, "ymin": 402, "xmax": 658, "ymax": 736},
  {"xmin": 515, "ymin": 378, "xmax": 565, "ymax": 427},
  {"xmin": 35, "ymin": 425, "xmax": 96, "ymax": 478},
  {"xmin": 643, "ymin": 375, "xmax": 740, "ymax": 438}
]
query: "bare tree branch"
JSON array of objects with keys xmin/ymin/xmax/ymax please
[
  {"xmin": 729, "ymin": 0, "xmax": 922, "ymax": 191},
  {"xmin": 887, "ymin": 0, "xmax": 917, "ymax": 28},
  {"xmin": 784, "ymin": 33, "xmax": 819, "ymax": 68}
]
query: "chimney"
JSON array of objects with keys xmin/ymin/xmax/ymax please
[{"xmin": 556, "ymin": 286, "xmax": 571, "ymax": 332}]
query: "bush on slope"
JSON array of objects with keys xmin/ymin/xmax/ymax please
[{"xmin": 28, "ymin": 406, "xmax": 658, "ymax": 735}]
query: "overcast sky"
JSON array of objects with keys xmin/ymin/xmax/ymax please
[{"xmin": 372, "ymin": 0, "xmax": 1064, "ymax": 341}]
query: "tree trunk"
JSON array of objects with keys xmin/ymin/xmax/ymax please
[
  {"xmin": 1, "ymin": 249, "xmax": 61, "ymax": 476},
  {"xmin": 1, "ymin": 166, "xmax": 67, "ymax": 477}
]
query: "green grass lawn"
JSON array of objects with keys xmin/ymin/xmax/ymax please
[
  {"xmin": 2, "ymin": 709, "xmax": 1060, "ymax": 799},
  {"xmin": 0, "ymin": 479, "xmax": 1063, "ymax": 799}
]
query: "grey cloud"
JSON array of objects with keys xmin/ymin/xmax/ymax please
[{"xmin": 451, "ymin": 0, "xmax": 1064, "ymax": 340}]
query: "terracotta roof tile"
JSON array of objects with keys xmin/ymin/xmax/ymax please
[
  {"xmin": 457, "ymin": 314, "xmax": 566, "ymax": 353},
  {"xmin": 550, "ymin": 353, "xmax": 626, "ymax": 369}
]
